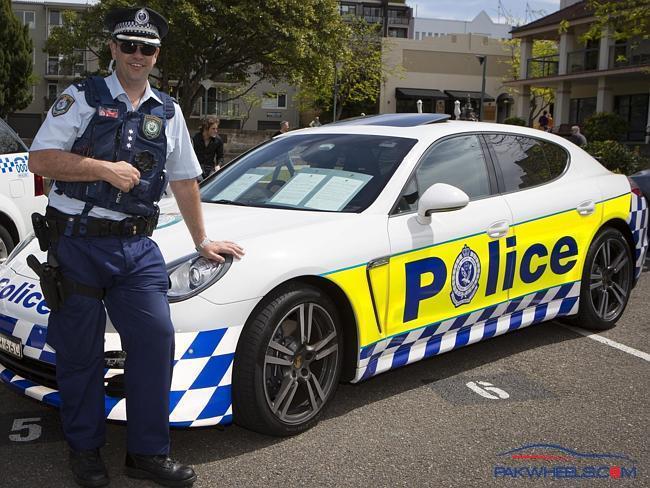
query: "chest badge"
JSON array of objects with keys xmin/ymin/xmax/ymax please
[
  {"xmin": 142, "ymin": 115, "xmax": 162, "ymax": 139},
  {"xmin": 450, "ymin": 245, "xmax": 481, "ymax": 307},
  {"xmin": 51, "ymin": 94, "xmax": 75, "ymax": 117}
]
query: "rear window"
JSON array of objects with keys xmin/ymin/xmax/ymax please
[
  {"xmin": 0, "ymin": 119, "xmax": 27, "ymax": 155},
  {"xmin": 485, "ymin": 134, "xmax": 568, "ymax": 192}
]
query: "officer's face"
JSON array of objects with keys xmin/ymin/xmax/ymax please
[{"xmin": 109, "ymin": 40, "xmax": 159, "ymax": 87}]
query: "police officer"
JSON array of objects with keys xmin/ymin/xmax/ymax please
[{"xmin": 29, "ymin": 7, "xmax": 243, "ymax": 488}]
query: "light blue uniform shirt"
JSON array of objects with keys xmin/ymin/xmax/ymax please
[{"xmin": 31, "ymin": 71, "xmax": 201, "ymax": 220}]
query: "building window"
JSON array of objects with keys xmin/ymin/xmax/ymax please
[
  {"xmin": 388, "ymin": 28, "xmax": 407, "ymax": 38},
  {"xmin": 415, "ymin": 32, "xmax": 420, "ymax": 40},
  {"xmin": 48, "ymin": 9, "xmax": 64, "ymax": 37},
  {"xmin": 204, "ymin": 87, "xmax": 241, "ymax": 117},
  {"xmin": 339, "ymin": 4, "xmax": 355, "ymax": 16},
  {"xmin": 16, "ymin": 11, "xmax": 36, "ymax": 29},
  {"xmin": 47, "ymin": 83, "xmax": 61, "ymax": 106},
  {"xmin": 569, "ymin": 97, "xmax": 596, "ymax": 126},
  {"xmin": 262, "ymin": 92, "xmax": 287, "ymax": 109},
  {"xmin": 614, "ymin": 94, "xmax": 650, "ymax": 142}
]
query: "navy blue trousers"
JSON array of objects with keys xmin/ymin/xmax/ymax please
[{"xmin": 46, "ymin": 234, "xmax": 174, "ymax": 455}]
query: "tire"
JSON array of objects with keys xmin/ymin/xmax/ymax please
[
  {"xmin": 233, "ymin": 284, "xmax": 343, "ymax": 436},
  {"xmin": 0, "ymin": 225, "xmax": 15, "ymax": 265},
  {"xmin": 575, "ymin": 227, "xmax": 633, "ymax": 330}
]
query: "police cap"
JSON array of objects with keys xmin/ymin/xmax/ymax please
[{"xmin": 104, "ymin": 7, "xmax": 169, "ymax": 47}]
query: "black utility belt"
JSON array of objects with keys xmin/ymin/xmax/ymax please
[{"xmin": 44, "ymin": 206, "xmax": 158, "ymax": 238}]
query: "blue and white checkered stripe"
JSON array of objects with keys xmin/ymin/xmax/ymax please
[
  {"xmin": 0, "ymin": 321, "xmax": 242, "ymax": 428},
  {"xmin": 354, "ymin": 282, "xmax": 580, "ymax": 383},
  {"xmin": 0, "ymin": 314, "xmax": 56, "ymax": 364},
  {"xmin": 627, "ymin": 192, "xmax": 648, "ymax": 281}
]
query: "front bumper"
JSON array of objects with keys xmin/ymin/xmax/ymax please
[{"xmin": 0, "ymin": 262, "xmax": 259, "ymax": 428}]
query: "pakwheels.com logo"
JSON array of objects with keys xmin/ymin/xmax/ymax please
[{"xmin": 494, "ymin": 444, "xmax": 637, "ymax": 480}]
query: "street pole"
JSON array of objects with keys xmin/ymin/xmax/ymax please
[
  {"xmin": 333, "ymin": 68, "xmax": 338, "ymax": 122},
  {"xmin": 477, "ymin": 55, "xmax": 487, "ymax": 121}
]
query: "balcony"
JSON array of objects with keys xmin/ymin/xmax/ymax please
[
  {"xmin": 364, "ymin": 16, "xmax": 383, "ymax": 24},
  {"xmin": 567, "ymin": 48, "xmax": 599, "ymax": 74},
  {"xmin": 526, "ymin": 54, "xmax": 559, "ymax": 78},
  {"xmin": 388, "ymin": 17, "xmax": 409, "ymax": 25},
  {"xmin": 609, "ymin": 40, "xmax": 650, "ymax": 69}
]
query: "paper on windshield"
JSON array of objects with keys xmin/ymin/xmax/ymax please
[
  {"xmin": 269, "ymin": 172, "xmax": 327, "ymax": 206},
  {"xmin": 213, "ymin": 168, "xmax": 271, "ymax": 201},
  {"xmin": 304, "ymin": 175, "xmax": 366, "ymax": 211}
]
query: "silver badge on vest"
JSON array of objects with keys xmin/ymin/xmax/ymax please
[{"xmin": 142, "ymin": 115, "xmax": 162, "ymax": 139}]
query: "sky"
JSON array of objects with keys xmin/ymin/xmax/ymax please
[{"xmin": 406, "ymin": 0, "xmax": 562, "ymax": 26}]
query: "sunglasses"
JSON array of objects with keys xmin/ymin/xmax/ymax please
[{"xmin": 118, "ymin": 41, "xmax": 157, "ymax": 56}]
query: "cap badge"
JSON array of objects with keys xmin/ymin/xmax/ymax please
[{"xmin": 135, "ymin": 8, "xmax": 149, "ymax": 25}]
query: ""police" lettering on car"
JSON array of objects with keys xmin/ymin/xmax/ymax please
[
  {"xmin": 0, "ymin": 279, "xmax": 50, "ymax": 315},
  {"xmin": 404, "ymin": 235, "xmax": 578, "ymax": 322}
]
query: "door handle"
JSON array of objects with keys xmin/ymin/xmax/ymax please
[
  {"xmin": 576, "ymin": 200, "xmax": 595, "ymax": 216},
  {"xmin": 487, "ymin": 220, "xmax": 509, "ymax": 239}
]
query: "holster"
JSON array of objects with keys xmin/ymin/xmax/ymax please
[{"xmin": 26, "ymin": 255, "xmax": 64, "ymax": 312}]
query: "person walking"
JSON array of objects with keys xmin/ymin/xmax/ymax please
[
  {"xmin": 192, "ymin": 116, "xmax": 224, "ymax": 180},
  {"xmin": 28, "ymin": 7, "xmax": 244, "ymax": 487},
  {"xmin": 538, "ymin": 110, "xmax": 549, "ymax": 131},
  {"xmin": 569, "ymin": 125, "xmax": 587, "ymax": 146},
  {"xmin": 272, "ymin": 120, "xmax": 290, "ymax": 137},
  {"xmin": 309, "ymin": 116, "xmax": 321, "ymax": 127}
]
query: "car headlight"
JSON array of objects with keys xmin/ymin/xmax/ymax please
[
  {"xmin": 166, "ymin": 253, "xmax": 232, "ymax": 302},
  {"xmin": 4, "ymin": 232, "xmax": 36, "ymax": 265}
]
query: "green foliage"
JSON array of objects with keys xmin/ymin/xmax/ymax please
[
  {"xmin": 584, "ymin": 140, "xmax": 645, "ymax": 174},
  {"xmin": 583, "ymin": 112, "xmax": 628, "ymax": 142},
  {"xmin": 297, "ymin": 18, "xmax": 391, "ymax": 121},
  {"xmin": 584, "ymin": 0, "xmax": 650, "ymax": 43},
  {"xmin": 46, "ymin": 0, "xmax": 345, "ymax": 116},
  {"xmin": 503, "ymin": 117, "xmax": 527, "ymax": 126},
  {"xmin": 501, "ymin": 38, "xmax": 557, "ymax": 125},
  {"xmin": 0, "ymin": 0, "xmax": 34, "ymax": 117}
]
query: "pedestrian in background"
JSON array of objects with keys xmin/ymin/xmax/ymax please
[
  {"xmin": 309, "ymin": 116, "xmax": 321, "ymax": 127},
  {"xmin": 28, "ymin": 7, "xmax": 243, "ymax": 487},
  {"xmin": 192, "ymin": 116, "xmax": 224, "ymax": 180},
  {"xmin": 546, "ymin": 112, "xmax": 554, "ymax": 132},
  {"xmin": 569, "ymin": 125, "xmax": 587, "ymax": 147},
  {"xmin": 538, "ymin": 110, "xmax": 549, "ymax": 131},
  {"xmin": 272, "ymin": 120, "xmax": 290, "ymax": 137}
]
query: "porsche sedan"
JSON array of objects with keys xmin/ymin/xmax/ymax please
[{"xmin": 0, "ymin": 114, "xmax": 647, "ymax": 436}]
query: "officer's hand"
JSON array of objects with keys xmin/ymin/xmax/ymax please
[
  {"xmin": 105, "ymin": 161, "xmax": 141, "ymax": 192},
  {"xmin": 199, "ymin": 240, "xmax": 245, "ymax": 263}
]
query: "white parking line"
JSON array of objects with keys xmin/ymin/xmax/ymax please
[{"xmin": 561, "ymin": 324, "xmax": 650, "ymax": 362}]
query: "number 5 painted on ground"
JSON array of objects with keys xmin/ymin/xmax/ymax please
[
  {"xmin": 466, "ymin": 381, "xmax": 510, "ymax": 400},
  {"xmin": 9, "ymin": 417, "xmax": 42, "ymax": 442}
]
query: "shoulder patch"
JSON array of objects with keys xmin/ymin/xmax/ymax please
[{"xmin": 51, "ymin": 94, "xmax": 75, "ymax": 117}]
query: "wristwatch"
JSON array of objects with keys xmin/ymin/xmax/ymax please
[{"xmin": 195, "ymin": 237, "xmax": 213, "ymax": 253}]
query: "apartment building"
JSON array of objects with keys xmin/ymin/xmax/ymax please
[
  {"xmin": 414, "ymin": 11, "xmax": 512, "ymax": 41},
  {"xmin": 10, "ymin": 0, "xmax": 98, "ymax": 139},
  {"xmin": 380, "ymin": 33, "xmax": 516, "ymax": 122},
  {"xmin": 339, "ymin": 0, "xmax": 413, "ymax": 38},
  {"xmin": 505, "ymin": 0, "xmax": 650, "ymax": 142}
]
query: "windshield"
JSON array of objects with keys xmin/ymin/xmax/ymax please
[{"xmin": 200, "ymin": 133, "xmax": 417, "ymax": 212}]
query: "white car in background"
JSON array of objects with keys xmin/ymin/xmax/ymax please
[
  {"xmin": 0, "ymin": 114, "xmax": 647, "ymax": 437},
  {"xmin": 0, "ymin": 119, "xmax": 47, "ymax": 262}
]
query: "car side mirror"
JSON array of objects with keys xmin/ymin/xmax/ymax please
[{"xmin": 416, "ymin": 183, "xmax": 469, "ymax": 225}]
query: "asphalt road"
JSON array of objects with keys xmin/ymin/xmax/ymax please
[{"xmin": 1, "ymin": 266, "xmax": 648, "ymax": 487}]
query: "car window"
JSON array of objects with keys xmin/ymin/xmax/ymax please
[
  {"xmin": 394, "ymin": 135, "xmax": 491, "ymax": 214},
  {"xmin": 0, "ymin": 119, "xmax": 27, "ymax": 154},
  {"xmin": 201, "ymin": 134, "xmax": 417, "ymax": 213},
  {"xmin": 485, "ymin": 134, "xmax": 568, "ymax": 192}
]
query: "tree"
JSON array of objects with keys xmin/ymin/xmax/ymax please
[
  {"xmin": 584, "ymin": 0, "xmax": 650, "ymax": 43},
  {"xmin": 46, "ymin": 0, "xmax": 345, "ymax": 116},
  {"xmin": 502, "ymin": 38, "xmax": 557, "ymax": 126},
  {"xmin": 298, "ymin": 18, "xmax": 394, "ymax": 121},
  {"xmin": 0, "ymin": 0, "xmax": 34, "ymax": 118}
]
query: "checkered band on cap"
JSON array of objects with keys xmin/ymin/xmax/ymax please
[{"xmin": 113, "ymin": 21, "xmax": 160, "ymax": 39}]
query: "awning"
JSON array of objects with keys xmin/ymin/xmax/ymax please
[
  {"xmin": 445, "ymin": 90, "xmax": 495, "ymax": 102},
  {"xmin": 396, "ymin": 88, "xmax": 447, "ymax": 99}
]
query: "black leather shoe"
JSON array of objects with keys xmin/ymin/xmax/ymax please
[
  {"xmin": 69, "ymin": 449, "xmax": 109, "ymax": 487},
  {"xmin": 125, "ymin": 453, "xmax": 197, "ymax": 487}
]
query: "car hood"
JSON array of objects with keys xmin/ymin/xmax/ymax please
[{"xmin": 9, "ymin": 201, "xmax": 369, "ymax": 280}]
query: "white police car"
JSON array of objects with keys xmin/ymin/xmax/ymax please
[
  {"xmin": 0, "ymin": 114, "xmax": 647, "ymax": 436},
  {"xmin": 0, "ymin": 119, "xmax": 47, "ymax": 263}
]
